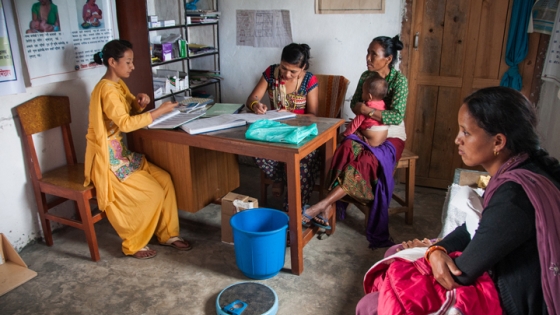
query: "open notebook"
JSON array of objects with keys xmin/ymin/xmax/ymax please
[
  {"xmin": 148, "ymin": 109, "xmax": 205, "ymax": 129},
  {"xmin": 180, "ymin": 110, "xmax": 296, "ymax": 134},
  {"xmin": 147, "ymin": 97, "xmax": 213, "ymax": 129}
]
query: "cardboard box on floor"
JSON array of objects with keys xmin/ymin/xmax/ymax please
[
  {"xmin": 0, "ymin": 233, "xmax": 37, "ymax": 296},
  {"xmin": 221, "ymin": 192, "xmax": 258, "ymax": 244}
]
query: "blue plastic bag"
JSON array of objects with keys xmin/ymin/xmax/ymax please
[{"xmin": 245, "ymin": 119, "xmax": 318, "ymax": 144}]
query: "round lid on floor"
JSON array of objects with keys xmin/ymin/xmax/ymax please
[{"xmin": 216, "ymin": 282, "xmax": 278, "ymax": 315}]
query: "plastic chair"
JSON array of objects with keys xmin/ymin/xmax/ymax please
[
  {"xmin": 260, "ymin": 74, "xmax": 350, "ymax": 205},
  {"xmin": 16, "ymin": 96, "xmax": 106, "ymax": 261}
]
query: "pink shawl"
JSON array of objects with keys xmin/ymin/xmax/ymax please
[{"xmin": 483, "ymin": 153, "xmax": 560, "ymax": 314}]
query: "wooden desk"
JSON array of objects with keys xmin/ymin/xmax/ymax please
[{"xmin": 131, "ymin": 115, "xmax": 344, "ymax": 275}]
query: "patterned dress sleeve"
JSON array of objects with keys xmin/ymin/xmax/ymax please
[
  {"xmin": 380, "ymin": 69, "xmax": 408, "ymax": 125},
  {"xmin": 305, "ymin": 73, "xmax": 319, "ymax": 93},
  {"xmin": 262, "ymin": 65, "xmax": 276, "ymax": 84}
]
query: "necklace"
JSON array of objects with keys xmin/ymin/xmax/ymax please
[{"xmin": 282, "ymin": 76, "xmax": 300, "ymax": 111}]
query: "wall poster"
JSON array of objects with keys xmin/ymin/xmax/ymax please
[
  {"xmin": 315, "ymin": 0, "xmax": 385, "ymax": 14},
  {"xmin": 236, "ymin": 10, "xmax": 292, "ymax": 48},
  {"xmin": 0, "ymin": 0, "xmax": 25, "ymax": 96},
  {"xmin": 15, "ymin": 0, "xmax": 118, "ymax": 86}
]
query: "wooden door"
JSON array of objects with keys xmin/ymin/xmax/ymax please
[{"xmin": 403, "ymin": 0, "xmax": 540, "ymax": 189}]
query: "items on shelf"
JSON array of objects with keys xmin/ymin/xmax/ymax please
[
  {"xmin": 189, "ymin": 70, "xmax": 222, "ymax": 87},
  {"xmin": 134, "ymin": 0, "xmax": 221, "ymax": 102},
  {"xmin": 147, "ymin": 15, "xmax": 177, "ymax": 28},
  {"xmin": 186, "ymin": 10, "xmax": 220, "ymax": 24},
  {"xmin": 152, "ymin": 69, "xmax": 189, "ymax": 95},
  {"xmin": 151, "ymin": 33, "xmax": 186, "ymax": 63},
  {"xmin": 188, "ymin": 43, "xmax": 216, "ymax": 56}
]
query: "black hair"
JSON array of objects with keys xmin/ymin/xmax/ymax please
[
  {"xmin": 364, "ymin": 73, "xmax": 388, "ymax": 100},
  {"xmin": 281, "ymin": 43, "xmax": 311, "ymax": 70},
  {"xmin": 93, "ymin": 39, "xmax": 133, "ymax": 67},
  {"xmin": 463, "ymin": 86, "xmax": 560, "ymax": 181},
  {"xmin": 372, "ymin": 35, "xmax": 403, "ymax": 69}
]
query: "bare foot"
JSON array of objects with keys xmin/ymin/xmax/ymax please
[
  {"xmin": 160, "ymin": 237, "xmax": 193, "ymax": 251},
  {"xmin": 131, "ymin": 248, "xmax": 157, "ymax": 259},
  {"xmin": 170, "ymin": 239, "xmax": 192, "ymax": 251},
  {"xmin": 302, "ymin": 200, "xmax": 331, "ymax": 219}
]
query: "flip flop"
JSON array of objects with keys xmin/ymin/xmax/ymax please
[
  {"xmin": 160, "ymin": 236, "xmax": 193, "ymax": 251},
  {"xmin": 301, "ymin": 205, "xmax": 313, "ymax": 228},
  {"xmin": 129, "ymin": 246, "xmax": 157, "ymax": 259},
  {"xmin": 302, "ymin": 212, "xmax": 313, "ymax": 228},
  {"xmin": 311, "ymin": 214, "xmax": 332, "ymax": 230}
]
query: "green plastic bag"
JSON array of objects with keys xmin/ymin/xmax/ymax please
[{"xmin": 245, "ymin": 119, "xmax": 318, "ymax": 144}]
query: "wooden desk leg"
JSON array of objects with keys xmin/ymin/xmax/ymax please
[
  {"xmin": 286, "ymin": 156, "xmax": 303, "ymax": 275},
  {"xmin": 405, "ymin": 159, "xmax": 416, "ymax": 225},
  {"xmin": 324, "ymin": 132, "xmax": 337, "ymax": 235}
]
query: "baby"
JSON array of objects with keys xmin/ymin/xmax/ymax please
[{"xmin": 343, "ymin": 73, "xmax": 388, "ymax": 147}]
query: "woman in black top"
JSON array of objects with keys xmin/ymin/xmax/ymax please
[{"xmin": 357, "ymin": 86, "xmax": 560, "ymax": 314}]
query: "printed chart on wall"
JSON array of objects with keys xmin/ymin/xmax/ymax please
[
  {"xmin": 0, "ymin": 0, "xmax": 25, "ymax": 96},
  {"xmin": 15, "ymin": 0, "xmax": 117, "ymax": 86},
  {"xmin": 236, "ymin": 10, "xmax": 292, "ymax": 48}
]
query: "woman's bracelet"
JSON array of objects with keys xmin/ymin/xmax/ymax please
[
  {"xmin": 424, "ymin": 245, "xmax": 447, "ymax": 263},
  {"xmin": 249, "ymin": 100, "xmax": 259, "ymax": 112}
]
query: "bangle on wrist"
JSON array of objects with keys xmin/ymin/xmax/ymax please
[
  {"xmin": 249, "ymin": 100, "xmax": 259, "ymax": 112},
  {"xmin": 424, "ymin": 245, "xmax": 447, "ymax": 263}
]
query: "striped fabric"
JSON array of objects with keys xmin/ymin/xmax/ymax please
[{"xmin": 315, "ymin": 74, "xmax": 350, "ymax": 118}]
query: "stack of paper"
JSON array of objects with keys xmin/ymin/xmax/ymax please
[
  {"xmin": 148, "ymin": 110, "xmax": 205, "ymax": 129},
  {"xmin": 181, "ymin": 110, "xmax": 296, "ymax": 134}
]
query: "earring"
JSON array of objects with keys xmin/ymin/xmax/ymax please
[{"xmin": 494, "ymin": 150, "xmax": 500, "ymax": 156}]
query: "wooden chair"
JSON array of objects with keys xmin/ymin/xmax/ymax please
[
  {"xmin": 16, "ymin": 96, "xmax": 106, "ymax": 261},
  {"xmin": 348, "ymin": 148, "xmax": 419, "ymax": 225},
  {"xmin": 260, "ymin": 74, "xmax": 350, "ymax": 205}
]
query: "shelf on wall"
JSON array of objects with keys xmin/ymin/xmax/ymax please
[
  {"xmin": 148, "ymin": 25, "xmax": 186, "ymax": 31},
  {"xmin": 151, "ymin": 56, "xmax": 189, "ymax": 67}
]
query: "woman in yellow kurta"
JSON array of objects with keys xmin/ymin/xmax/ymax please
[{"xmin": 84, "ymin": 39, "xmax": 191, "ymax": 259}]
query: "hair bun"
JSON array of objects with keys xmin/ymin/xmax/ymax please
[{"xmin": 392, "ymin": 35, "xmax": 404, "ymax": 51}]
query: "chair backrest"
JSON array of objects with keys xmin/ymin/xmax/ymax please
[
  {"xmin": 315, "ymin": 74, "xmax": 350, "ymax": 118},
  {"xmin": 16, "ymin": 96, "xmax": 77, "ymax": 180}
]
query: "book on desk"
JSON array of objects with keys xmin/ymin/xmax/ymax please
[
  {"xmin": 180, "ymin": 110, "xmax": 296, "ymax": 135},
  {"xmin": 147, "ymin": 97, "xmax": 213, "ymax": 129}
]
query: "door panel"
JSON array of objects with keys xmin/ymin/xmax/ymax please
[
  {"xmin": 474, "ymin": 0, "xmax": 510, "ymax": 81},
  {"xmin": 411, "ymin": 86, "xmax": 438, "ymax": 179},
  {"xmin": 406, "ymin": 0, "xmax": 513, "ymax": 188},
  {"xmin": 418, "ymin": 1, "xmax": 446, "ymax": 75},
  {"xmin": 440, "ymin": 1, "xmax": 469, "ymax": 77},
  {"xmin": 428, "ymin": 86, "xmax": 463, "ymax": 181}
]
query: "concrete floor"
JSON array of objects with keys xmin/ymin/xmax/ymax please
[{"xmin": 0, "ymin": 163, "xmax": 447, "ymax": 315}]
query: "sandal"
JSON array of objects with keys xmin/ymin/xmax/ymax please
[
  {"xmin": 301, "ymin": 205, "xmax": 313, "ymax": 228},
  {"xmin": 160, "ymin": 236, "xmax": 193, "ymax": 251},
  {"xmin": 130, "ymin": 246, "xmax": 157, "ymax": 260},
  {"xmin": 271, "ymin": 181, "xmax": 285, "ymax": 197},
  {"xmin": 311, "ymin": 215, "xmax": 331, "ymax": 230}
]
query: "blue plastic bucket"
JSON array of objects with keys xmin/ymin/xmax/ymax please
[{"xmin": 230, "ymin": 208, "xmax": 289, "ymax": 280}]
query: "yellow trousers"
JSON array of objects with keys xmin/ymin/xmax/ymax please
[{"xmin": 104, "ymin": 160, "xmax": 179, "ymax": 255}]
